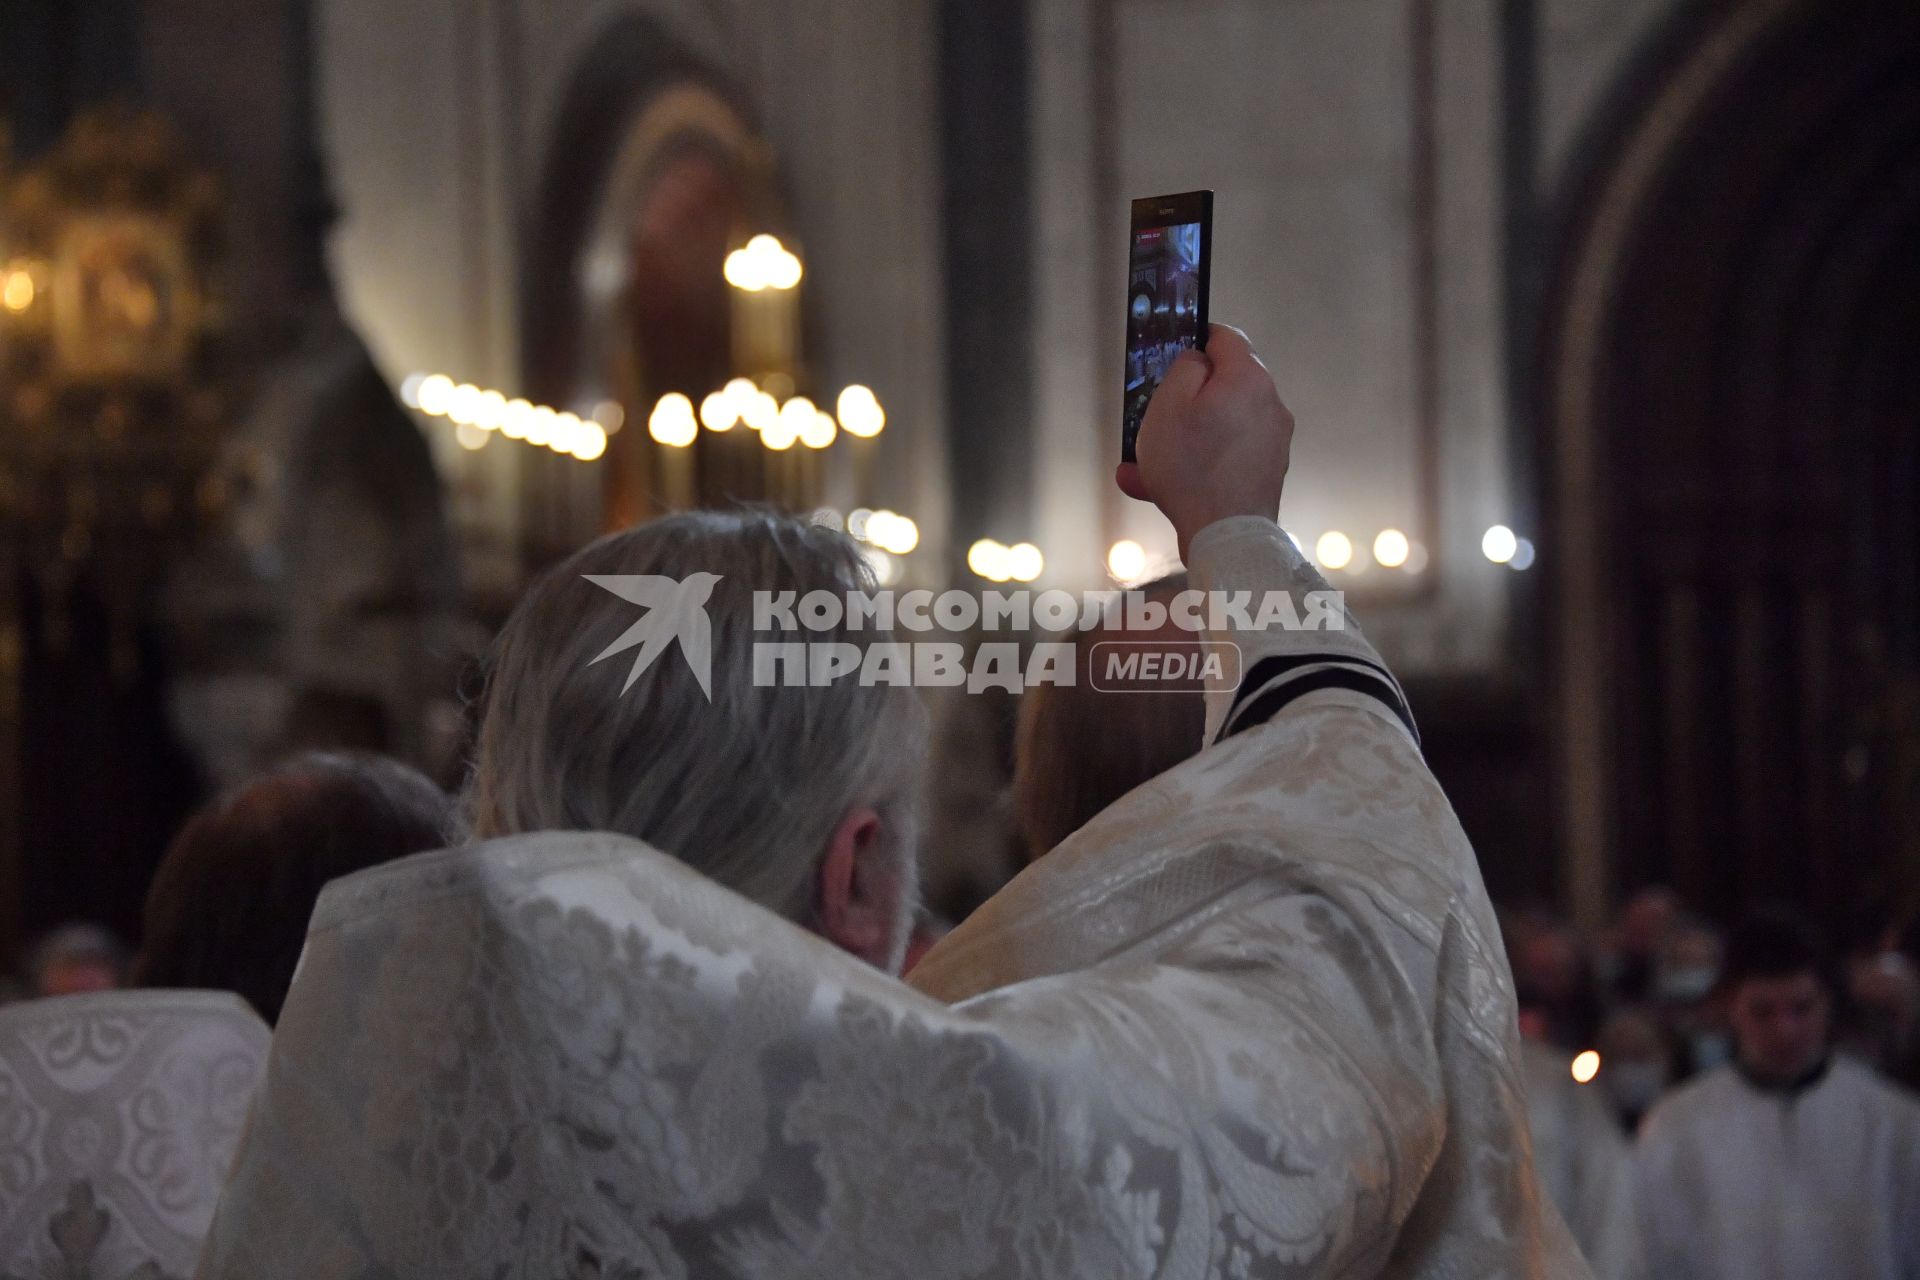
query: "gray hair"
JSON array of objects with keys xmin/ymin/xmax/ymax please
[{"xmin": 465, "ymin": 509, "xmax": 926, "ymax": 929}]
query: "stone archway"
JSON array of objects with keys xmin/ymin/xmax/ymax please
[{"xmin": 1539, "ymin": 0, "xmax": 1920, "ymax": 929}]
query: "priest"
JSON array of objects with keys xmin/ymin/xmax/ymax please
[{"xmin": 196, "ymin": 325, "xmax": 1586, "ymax": 1277}]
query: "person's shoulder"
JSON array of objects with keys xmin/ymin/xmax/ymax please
[
  {"xmin": 1829, "ymin": 1055, "xmax": 1920, "ymax": 1115},
  {"xmin": 308, "ymin": 829, "xmax": 673, "ymax": 933},
  {"xmin": 1521, "ymin": 1038, "xmax": 1573, "ymax": 1086},
  {"xmin": 1637, "ymin": 1064, "xmax": 1737, "ymax": 1143}
]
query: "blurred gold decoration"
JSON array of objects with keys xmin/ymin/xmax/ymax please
[{"xmin": 0, "ymin": 104, "xmax": 227, "ymax": 674}]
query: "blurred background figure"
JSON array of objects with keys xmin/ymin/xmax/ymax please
[
  {"xmin": 1011, "ymin": 573, "xmax": 1205, "ymax": 864},
  {"xmin": 918, "ymin": 572, "xmax": 1206, "ymax": 931},
  {"xmin": 23, "ymin": 920, "xmax": 128, "ymax": 997},
  {"xmin": 135, "ymin": 752, "xmax": 452, "ymax": 1023},
  {"xmin": 1594, "ymin": 1006, "xmax": 1680, "ymax": 1134},
  {"xmin": 1601, "ymin": 887, "xmax": 1681, "ymax": 1005},
  {"xmin": 1520, "ymin": 1039, "xmax": 1642, "ymax": 1280},
  {"xmin": 1504, "ymin": 903, "xmax": 1647, "ymax": 1274},
  {"xmin": 1635, "ymin": 912, "xmax": 1920, "ymax": 1280},
  {"xmin": 1841, "ymin": 917, "xmax": 1920, "ymax": 1090},
  {"xmin": 1652, "ymin": 915, "xmax": 1732, "ymax": 1075},
  {"xmin": 1505, "ymin": 905, "xmax": 1606, "ymax": 1053},
  {"xmin": 917, "ymin": 667, "xmax": 1023, "ymax": 924}
]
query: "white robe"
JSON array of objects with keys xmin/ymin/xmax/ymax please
[
  {"xmin": 0, "ymin": 990, "xmax": 270, "ymax": 1278},
  {"xmin": 1522, "ymin": 1041, "xmax": 1642, "ymax": 1279},
  {"xmin": 197, "ymin": 516, "xmax": 1588, "ymax": 1278},
  {"xmin": 1635, "ymin": 1057, "xmax": 1920, "ymax": 1280}
]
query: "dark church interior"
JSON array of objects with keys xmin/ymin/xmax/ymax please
[{"xmin": 1, "ymin": 1, "xmax": 1916, "ymax": 1276}]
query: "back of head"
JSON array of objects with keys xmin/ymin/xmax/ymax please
[
  {"xmin": 1617, "ymin": 886, "xmax": 1681, "ymax": 955},
  {"xmin": 26, "ymin": 921, "xmax": 128, "ymax": 997},
  {"xmin": 1723, "ymin": 910, "xmax": 1827, "ymax": 992},
  {"xmin": 466, "ymin": 508, "xmax": 926, "ymax": 927},
  {"xmin": 1012, "ymin": 574, "xmax": 1205, "ymax": 861},
  {"xmin": 136, "ymin": 752, "xmax": 452, "ymax": 1023}
]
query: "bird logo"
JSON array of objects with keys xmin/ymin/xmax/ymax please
[{"xmin": 583, "ymin": 573, "xmax": 723, "ymax": 700}]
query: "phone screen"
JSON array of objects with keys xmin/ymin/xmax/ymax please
[{"xmin": 1123, "ymin": 190, "xmax": 1212, "ymax": 461}]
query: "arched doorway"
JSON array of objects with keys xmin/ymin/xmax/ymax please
[
  {"xmin": 520, "ymin": 19, "xmax": 822, "ymax": 562},
  {"xmin": 1540, "ymin": 0, "xmax": 1920, "ymax": 930}
]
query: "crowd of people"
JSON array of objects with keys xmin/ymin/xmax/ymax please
[
  {"xmin": 1503, "ymin": 895, "xmax": 1920, "ymax": 1278},
  {"xmin": 1507, "ymin": 890, "xmax": 1920, "ymax": 1125},
  {"xmin": 2, "ymin": 325, "xmax": 1916, "ymax": 1278}
]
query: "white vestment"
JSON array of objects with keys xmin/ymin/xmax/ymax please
[
  {"xmin": 197, "ymin": 516, "xmax": 1589, "ymax": 1278},
  {"xmin": 0, "ymin": 990, "xmax": 270, "ymax": 1278},
  {"xmin": 1522, "ymin": 1042, "xmax": 1642, "ymax": 1279},
  {"xmin": 1635, "ymin": 1057, "xmax": 1920, "ymax": 1280}
]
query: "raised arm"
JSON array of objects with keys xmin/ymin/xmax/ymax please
[
  {"xmin": 1120, "ymin": 325, "xmax": 1415, "ymax": 748},
  {"xmin": 913, "ymin": 324, "xmax": 1574, "ymax": 1276}
]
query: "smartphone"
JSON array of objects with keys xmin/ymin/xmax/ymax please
[{"xmin": 1122, "ymin": 190, "xmax": 1213, "ymax": 461}]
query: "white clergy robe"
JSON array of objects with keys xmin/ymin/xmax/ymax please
[
  {"xmin": 1635, "ymin": 1057, "xmax": 1920, "ymax": 1280},
  {"xmin": 0, "ymin": 990, "xmax": 269, "ymax": 1278},
  {"xmin": 197, "ymin": 516, "xmax": 1588, "ymax": 1278},
  {"xmin": 1522, "ymin": 1041, "xmax": 1643, "ymax": 1279}
]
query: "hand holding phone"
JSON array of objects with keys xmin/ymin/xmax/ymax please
[
  {"xmin": 1118, "ymin": 323, "xmax": 1294, "ymax": 563},
  {"xmin": 1121, "ymin": 190, "xmax": 1213, "ymax": 462}
]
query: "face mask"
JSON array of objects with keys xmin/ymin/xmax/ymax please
[
  {"xmin": 1656, "ymin": 965, "xmax": 1717, "ymax": 1003},
  {"xmin": 1691, "ymin": 1031, "xmax": 1733, "ymax": 1072},
  {"xmin": 1607, "ymin": 1062, "xmax": 1668, "ymax": 1114}
]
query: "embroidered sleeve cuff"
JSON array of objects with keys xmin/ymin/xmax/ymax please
[{"xmin": 1184, "ymin": 516, "xmax": 1417, "ymax": 747}]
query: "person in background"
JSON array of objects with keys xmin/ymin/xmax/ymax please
[
  {"xmin": 1601, "ymin": 886, "xmax": 1680, "ymax": 1004},
  {"xmin": 1521, "ymin": 1039, "xmax": 1643, "ymax": 1280},
  {"xmin": 25, "ymin": 921, "xmax": 128, "ymax": 997},
  {"xmin": 135, "ymin": 752, "xmax": 454, "ymax": 1024},
  {"xmin": 1651, "ymin": 915, "xmax": 1732, "ymax": 1075},
  {"xmin": 1635, "ymin": 911, "xmax": 1920, "ymax": 1280},
  {"xmin": 916, "ymin": 646, "xmax": 1022, "ymax": 924},
  {"xmin": 1895, "ymin": 916, "xmax": 1920, "ymax": 1089},
  {"xmin": 1842, "ymin": 919, "xmax": 1920, "ymax": 1087},
  {"xmin": 1595, "ymin": 1006, "xmax": 1681, "ymax": 1133},
  {"xmin": 1010, "ymin": 572, "xmax": 1205, "ymax": 863},
  {"xmin": 1502, "ymin": 909, "xmax": 1643, "ymax": 1275},
  {"xmin": 1506, "ymin": 906, "xmax": 1606, "ymax": 1052}
]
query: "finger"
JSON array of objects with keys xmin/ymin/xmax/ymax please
[{"xmin": 1114, "ymin": 461, "xmax": 1151, "ymax": 502}]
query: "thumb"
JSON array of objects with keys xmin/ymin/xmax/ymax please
[
  {"xmin": 1154, "ymin": 346, "xmax": 1212, "ymax": 406},
  {"xmin": 1200, "ymin": 323, "xmax": 1261, "ymax": 371}
]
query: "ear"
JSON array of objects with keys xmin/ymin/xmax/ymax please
[{"xmin": 816, "ymin": 805, "xmax": 904, "ymax": 971}]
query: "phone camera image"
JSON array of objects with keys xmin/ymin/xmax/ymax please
[{"xmin": 1123, "ymin": 195, "xmax": 1210, "ymax": 460}]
